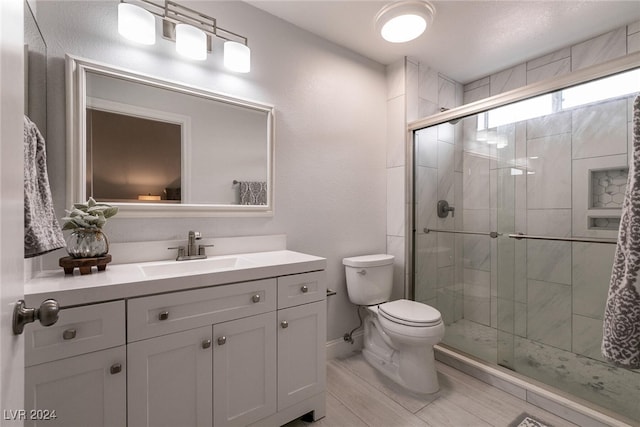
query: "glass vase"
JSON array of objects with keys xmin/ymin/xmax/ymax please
[{"xmin": 66, "ymin": 228, "xmax": 109, "ymax": 258}]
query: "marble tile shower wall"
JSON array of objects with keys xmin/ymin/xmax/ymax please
[
  {"xmin": 408, "ymin": 58, "xmax": 465, "ymax": 325},
  {"xmin": 388, "ymin": 56, "xmax": 463, "ymax": 304},
  {"xmin": 450, "ymin": 23, "xmax": 640, "ymax": 362},
  {"xmin": 410, "ymin": 23, "xmax": 638, "ymax": 352}
]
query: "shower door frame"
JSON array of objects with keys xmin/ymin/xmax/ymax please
[{"xmin": 407, "ymin": 51, "xmax": 640, "ymax": 335}]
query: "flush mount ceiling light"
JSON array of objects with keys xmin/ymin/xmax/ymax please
[
  {"xmin": 117, "ymin": 0, "xmax": 251, "ymax": 72},
  {"xmin": 375, "ymin": 0, "xmax": 435, "ymax": 43}
]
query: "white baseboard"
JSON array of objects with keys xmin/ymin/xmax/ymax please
[{"xmin": 325, "ymin": 330, "xmax": 364, "ymax": 360}]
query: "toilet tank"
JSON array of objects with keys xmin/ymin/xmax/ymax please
[{"xmin": 343, "ymin": 254, "xmax": 394, "ymax": 305}]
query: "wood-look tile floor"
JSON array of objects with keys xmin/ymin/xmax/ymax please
[{"xmin": 285, "ymin": 353, "xmax": 579, "ymax": 427}]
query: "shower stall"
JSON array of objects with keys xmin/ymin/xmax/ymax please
[{"xmin": 411, "ymin": 58, "xmax": 640, "ymax": 423}]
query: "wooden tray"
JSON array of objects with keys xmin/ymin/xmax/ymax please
[{"xmin": 59, "ymin": 254, "xmax": 112, "ymax": 275}]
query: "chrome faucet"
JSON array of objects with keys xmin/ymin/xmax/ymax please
[
  {"xmin": 187, "ymin": 230, "xmax": 201, "ymax": 257},
  {"xmin": 169, "ymin": 231, "xmax": 214, "ymax": 261}
]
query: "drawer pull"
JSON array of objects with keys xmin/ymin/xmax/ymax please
[
  {"xmin": 62, "ymin": 329, "xmax": 77, "ymax": 340},
  {"xmin": 217, "ymin": 336, "xmax": 227, "ymax": 346},
  {"xmin": 202, "ymin": 339, "xmax": 212, "ymax": 349},
  {"xmin": 110, "ymin": 363, "xmax": 122, "ymax": 375},
  {"xmin": 158, "ymin": 311, "xmax": 169, "ymax": 321},
  {"xmin": 281, "ymin": 320, "xmax": 289, "ymax": 329},
  {"xmin": 252, "ymin": 294, "xmax": 261, "ymax": 303},
  {"xmin": 301, "ymin": 285, "xmax": 309, "ymax": 293}
]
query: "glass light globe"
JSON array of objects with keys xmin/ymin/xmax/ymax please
[
  {"xmin": 224, "ymin": 41, "xmax": 251, "ymax": 73},
  {"xmin": 175, "ymin": 24, "xmax": 207, "ymax": 61},
  {"xmin": 118, "ymin": 3, "xmax": 156, "ymax": 45},
  {"xmin": 380, "ymin": 14, "xmax": 427, "ymax": 43},
  {"xmin": 375, "ymin": 1, "xmax": 435, "ymax": 44}
]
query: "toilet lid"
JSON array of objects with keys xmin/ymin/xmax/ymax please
[
  {"xmin": 379, "ymin": 299, "xmax": 442, "ymax": 327},
  {"xmin": 343, "ymin": 254, "xmax": 394, "ymax": 268}
]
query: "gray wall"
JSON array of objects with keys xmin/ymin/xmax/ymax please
[{"xmin": 34, "ymin": 0, "xmax": 388, "ymax": 342}]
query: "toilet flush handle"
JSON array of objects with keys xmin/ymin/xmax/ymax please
[{"xmin": 357, "ymin": 270, "xmax": 366, "ymax": 275}]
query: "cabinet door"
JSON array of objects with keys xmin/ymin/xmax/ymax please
[
  {"xmin": 128, "ymin": 326, "xmax": 212, "ymax": 427},
  {"xmin": 24, "ymin": 346, "xmax": 126, "ymax": 427},
  {"xmin": 213, "ymin": 312, "xmax": 276, "ymax": 427},
  {"xmin": 278, "ymin": 300, "xmax": 326, "ymax": 410}
]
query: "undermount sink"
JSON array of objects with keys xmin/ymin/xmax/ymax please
[{"xmin": 139, "ymin": 256, "xmax": 256, "ymax": 277}]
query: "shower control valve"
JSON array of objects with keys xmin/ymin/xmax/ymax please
[{"xmin": 437, "ymin": 200, "xmax": 455, "ymax": 218}]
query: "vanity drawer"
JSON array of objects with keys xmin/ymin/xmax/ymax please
[
  {"xmin": 25, "ymin": 300, "xmax": 125, "ymax": 367},
  {"xmin": 127, "ymin": 278, "xmax": 277, "ymax": 342},
  {"xmin": 277, "ymin": 271, "xmax": 326, "ymax": 309}
]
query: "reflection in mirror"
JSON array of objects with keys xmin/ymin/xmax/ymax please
[
  {"xmin": 24, "ymin": 0, "xmax": 47, "ymax": 135},
  {"xmin": 86, "ymin": 109, "xmax": 182, "ymax": 202},
  {"xmin": 67, "ymin": 55, "xmax": 274, "ymax": 217}
]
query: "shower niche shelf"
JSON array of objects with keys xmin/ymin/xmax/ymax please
[
  {"xmin": 588, "ymin": 216, "xmax": 621, "ymax": 231},
  {"xmin": 590, "ymin": 168, "xmax": 628, "ymax": 209}
]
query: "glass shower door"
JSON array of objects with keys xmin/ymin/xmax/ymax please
[
  {"xmin": 413, "ymin": 68, "xmax": 640, "ymax": 422},
  {"xmin": 414, "ymin": 117, "xmax": 502, "ymax": 365}
]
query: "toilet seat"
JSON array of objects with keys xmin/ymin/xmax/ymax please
[{"xmin": 379, "ymin": 299, "xmax": 442, "ymax": 327}]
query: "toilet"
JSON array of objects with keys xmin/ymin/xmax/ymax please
[{"xmin": 343, "ymin": 254, "xmax": 444, "ymax": 394}]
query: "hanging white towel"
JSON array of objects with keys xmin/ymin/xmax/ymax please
[
  {"xmin": 24, "ymin": 115, "xmax": 65, "ymax": 258},
  {"xmin": 238, "ymin": 181, "xmax": 267, "ymax": 205},
  {"xmin": 602, "ymin": 95, "xmax": 640, "ymax": 369}
]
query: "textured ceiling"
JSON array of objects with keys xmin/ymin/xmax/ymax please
[{"xmin": 248, "ymin": 0, "xmax": 640, "ymax": 83}]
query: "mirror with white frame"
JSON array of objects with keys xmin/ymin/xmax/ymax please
[{"xmin": 66, "ymin": 55, "xmax": 274, "ymax": 217}]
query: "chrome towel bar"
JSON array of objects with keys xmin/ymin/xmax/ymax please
[
  {"xmin": 424, "ymin": 228, "xmax": 501, "ymax": 238},
  {"xmin": 508, "ymin": 233, "xmax": 617, "ymax": 244},
  {"xmin": 423, "ymin": 228, "xmax": 618, "ymax": 244}
]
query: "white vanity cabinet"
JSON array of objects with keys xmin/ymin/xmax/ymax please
[
  {"xmin": 251, "ymin": 271, "xmax": 327, "ymax": 427},
  {"xmin": 277, "ymin": 301, "xmax": 326, "ymax": 410},
  {"xmin": 24, "ymin": 301, "xmax": 127, "ymax": 427},
  {"xmin": 24, "ymin": 249, "xmax": 327, "ymax": 427},
  {"xmin": 125, "ymin": 272, "xmax": 325, "ymax": 427},
  {"xmin": 213, "ymin": 312, "xmax": 277, "ymax": 426},
  {"xmin": 127, "ymin": 278, "xmax": 277, "ymax": 427},
  {"xmin": 276, "ymin": 272, "xmax": 326, "ymax": 411},
  {"xmin": 127, "ymin": 326, "xmax": 213, "ymax": 427}
]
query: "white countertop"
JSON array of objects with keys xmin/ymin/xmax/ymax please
[{"xmin": 25, "ymin": 250, "xmax": 326, "ymax": 307}]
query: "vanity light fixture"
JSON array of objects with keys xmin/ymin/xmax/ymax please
[
  {"xmin": 175, "ymin": 23, "xmax": 207, "ymax": 60},
  {"xmin": 117, "ymin": 0, "xmax": 251, "ymax": 72},
  {"xmin": 118, "ymin": 2, "xmax": 156, "ymax": 45},
  {"xmin": 375, "ymin": 0, "xmax": 435, "ymax": 43},
  {"xmin": 224, "ymin": 41, "xmax": 251, "ymax": 73}
]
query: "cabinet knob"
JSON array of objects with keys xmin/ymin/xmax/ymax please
[
  {"xmin": 62, "ymin": 328, "xmax": 77, "ymax": 340},
  {"xmin": 301, "ymin": 285, "xmax": 309, "ymax": 293},
  {"xmin": 158, "ymin": 311, "xmax": 169, "ymax": 321},
  {"xmin": 217, "ymin": 336, "xmax": 227, "ymax": 345},
  {"xmin": 110, "ymin": 363, "xmax": 122, "ymax": 375},
  {"xmin": 280, "ymin": 320, "xmax": 289, "ymax": 329},
  {"xmin": 251, "ymin": 294, "xmax": 261, "ymax": 303},
  {"xmin": 202, "ymin": 339, "xmax": 212, "ymax": 349}
]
